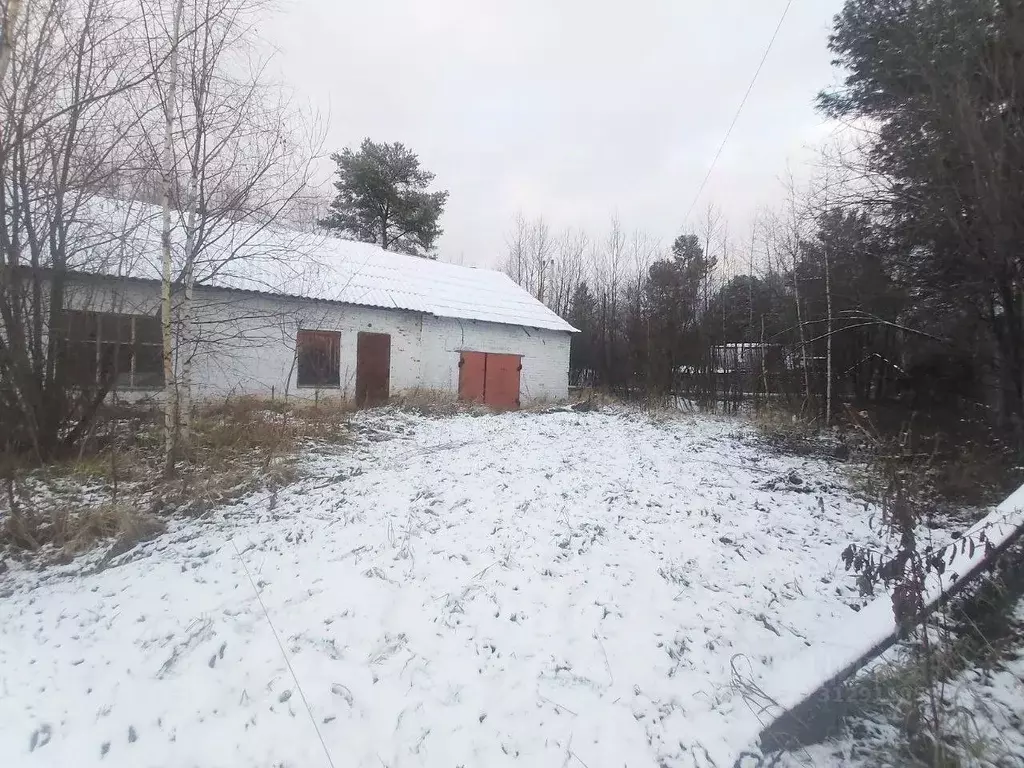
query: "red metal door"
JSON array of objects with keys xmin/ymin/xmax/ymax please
[
  {"xmin": 458, "ymin": 351, "xmax": 486, "ymax": 403},
  {"xmin": 483, "ymin": 353, "xmax": 522, "ymax": 410},
  {"xmin": 356, "ymin": 332, "xmax": 391, "ymax": 407}
]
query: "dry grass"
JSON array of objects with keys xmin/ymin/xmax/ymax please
[
  {"xmin": 3, "ymin": 492, "xmax": 166, "ymax": 560},
  {"xmin": 568, "ymin": 388, "xmax": 631, "ymax": 410},
  {"xmin": 387, "ymin": 388, "xmax": 488, "ymax": 417},
  {"xmin": 563, "ymin": 388, "xmax": 716, "ymax": 425},
  {"xmin": 926, "ymin": 441, "xmax": 1019, "ymax": 508},
  {"xmin": 749, "ymin": 404, "xmax": 852, "ymax": 463},
  {"xmin": 191, "ymin": 395, "xmax": 351, "ymax": 462},
  {"xmin": 829, "ymin": 595, "xmax": 1024, "ymax": 768},
  {"xmin": 750, "ymin": 403, "xmax": 819, "ymax": 436},
  {"xmin": 1, "ymin": 395, "xmax": 355, "ymax": 562},
  {"xmin": 60, "ymin": 504, "xmax": 166, "ymax": 556}
]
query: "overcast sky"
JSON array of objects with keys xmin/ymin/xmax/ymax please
[{"xmin": 268, "ymin": 0, "xmax": 847, "ymax": 266}]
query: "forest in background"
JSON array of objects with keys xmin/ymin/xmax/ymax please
[
  {"xmin": 503, "ymin": 0, "xmax": 1024, "ymax": 455},
  {"xmin": 2, "ymin": 0, "xmax": 1022, "ymax": 467}
]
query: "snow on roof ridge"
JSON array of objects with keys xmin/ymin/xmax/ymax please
[{"xmin": 77, "ymin": 196, "xmax": 578, "ymax": 333}]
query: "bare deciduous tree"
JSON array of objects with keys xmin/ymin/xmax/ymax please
[
  {"xmin": 1, "ymin": 0, "xmax": 322, "ymax": 467},
  {"xmin": 1, "ymin": 0, "xmax": 156, "ymax": 458},
  {"xmin": 141, "ymin": 0, "xmax": 324, "ymax": 473}
]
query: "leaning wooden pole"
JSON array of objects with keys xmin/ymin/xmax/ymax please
[{"xmin": 757, "ymin": 482, "xmax": 1024, "ymax": 752}]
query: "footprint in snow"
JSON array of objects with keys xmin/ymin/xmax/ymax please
[
  {"xmin": 330, "ymin": 683, "xmax": 354, "ymax": 707},
  {"xmin": 29, "ymin": 724, "xmax": 52, "ymax": 752}
]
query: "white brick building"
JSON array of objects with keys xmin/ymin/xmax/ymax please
[{"xmin": 61, "ymin": 216, "xmax": 576, "ymax": 408}]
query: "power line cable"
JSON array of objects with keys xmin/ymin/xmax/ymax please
[
  {"xmin": 683, "ymin": 0, "xmax": 796, "ymax": 224},
  {"xmin": 232, "ymin": 538, "xmax": 337, "ymax": 768}
]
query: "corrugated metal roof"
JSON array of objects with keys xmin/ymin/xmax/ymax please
[{"xmin": 76, "ymin": 198, "xmax": 578, "ymax": 333}]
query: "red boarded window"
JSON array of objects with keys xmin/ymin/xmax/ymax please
[{"xmin": 296, "ymin": 330, "xmax": 341, "ymax": 387}]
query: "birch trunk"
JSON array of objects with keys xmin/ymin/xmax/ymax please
[
  {"xmin": 824, "ymin": 238, "xmax": 834, "ymax": 426},
  {"xmin": 160, "ymin": 0, "xmax": 184, "ymax": 476},
  {"xmin": 0, "ymin": 0, "xmax": 23, "ymax": 84},
  {"xmin": 792, "ymin": 246, "xmax": 811, "ymax": 411},
  {"xmin": 760, "ymin": 314, "xmax": 769, "ymax": 402},
  {"xmin": 178, "ymin": 274, "xmax": 194, "ymax": 449},
  {"xmin": 178, "ymin": 171, "xmax": 199, "ymax": 452}
]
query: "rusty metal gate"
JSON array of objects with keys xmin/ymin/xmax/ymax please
[
  {"xmin": 458, "ymin": 351, "xmax": 487, "ymax": 404},
  {"xmin": 356, "ymin": 332, "xmax": 391, "ymax": 407},
  {"xmin": 458, "ymin": 351, "xmax": 522, "ymax": 409}
]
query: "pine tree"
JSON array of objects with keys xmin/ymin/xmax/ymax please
[
  {"xmin": 568, "ymin": 282, "xmax": 597, "ymax": 384},
  {"xmin": 822, "ymin": 0, "xmax": 1024, "ymax": 443},
  {"xmin": 320, "ymin": 139, "xmax": 449, "ymax": 258}
]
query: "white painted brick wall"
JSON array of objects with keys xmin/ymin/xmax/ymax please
[
  {"xmin": 64, "ymin": 275, "xmax": 571, "ymax": 404},
  {"xmin": 418, "ymin": 315, "xmax": 570, "ymax": 402}
]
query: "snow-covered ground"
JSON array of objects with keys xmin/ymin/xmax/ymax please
[{"xmin": 0, "ymin": 408, "xmax": 884, "ymax": 768}]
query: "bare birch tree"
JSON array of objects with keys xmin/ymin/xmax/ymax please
[
  {"xmin": 158, "ymin": 0, "xmax": 185, "ymax": 474},
  {"xmin": 549, "ymin": 228, "xmax": 587, "ymax": 318},
  {"xmin": 775, "ymin": 173, "xmax": 812, "ymax": 410},
  {"xmin": 141, "ymin": 0, "xmax": 323, "ymax": 472},
  {"xmin": 819, "ymin": 172, "xmax": 835, "ymax": 426},
  {"xmin": 503, "ymin": 212, "xmax": 555, "ymax": 301}
]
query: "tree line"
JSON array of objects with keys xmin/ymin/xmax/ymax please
[
  {"xmin": 504, "ymin": 0, "xmax": 1024, "ymax": 449},
  {"xmin": 3, "ymin": 0, "xmax": 1021, "ymax": 462}
]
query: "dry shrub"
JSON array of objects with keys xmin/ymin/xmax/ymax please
[
  {"xmin": 60, "ymin": 504, "xmax": 166, "ymax": 556},
  {"xmin": 752, "ymin": 403, "xmax": 848, "ymax": 460},
  {"xmin": 568, "ymin": 388, "xmax": 628, "ymax": 410},
  {"xmin": 839, "ymin": 406, "xmax": 1021, "ymax": 510},
  {"xmin": 192, "ymin": 395, "xmax": 351, "ymax": 463},
  {"xmin": 1, "ymin": 396, "xmax": 353, "ymax": 561},
  {"xmin": 388, "ymin": 388, "xmax": 467, "ymax": 417},
  {"xmin": 2, "ymin": 490, "xmax": 165, "ymax": 557}
]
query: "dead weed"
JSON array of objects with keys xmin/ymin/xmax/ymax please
[
  {"xmin": 1, "ymin": 396, "xmax": 353, "ymax": 562},
  {"xmin": 3, "ymin": 491, "xmax": 166, "ymax": 560}
]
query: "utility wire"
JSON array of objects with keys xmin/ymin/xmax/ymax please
[
  {"xmin": 683, "ymin": 0, "xmax": 796, "ymax": 224},
  {"xmin": 232, "ymin": 538, "xmax": 337, "ymax": 768}
]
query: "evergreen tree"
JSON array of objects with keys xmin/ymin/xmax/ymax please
[
  {"xmin": 641, "ymin": 235, "xmax": 713, "ymax": 391},
  {"xmin": 568, "ymin": 282, "xmax": 597, "ymax": 384},
  {"xmin": 822, "ymin": 0, "xmax": 1024, "ymax": 440},
  {"xmin": 707, "ymin": 275, "xmax": 780, "ymax": 345},
  {"xmin": 320, "ymin": 139, "xmax": 449, "ymax": 258}
]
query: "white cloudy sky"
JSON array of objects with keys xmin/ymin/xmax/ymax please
[{"xmin": 267, "ymin": 0, "xmax": 847, "ymax": 266}]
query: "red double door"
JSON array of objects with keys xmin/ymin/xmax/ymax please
[{"xmin": 458, "ymin": 351, "xmax": 522, "ymax": 409}]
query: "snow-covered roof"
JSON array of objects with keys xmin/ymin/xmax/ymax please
[{"xmin": 74, "ymin": 198, "xmax": 577, "ymax": 333}]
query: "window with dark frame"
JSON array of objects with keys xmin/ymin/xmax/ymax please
[
  {"xmin": 57, "ymin": 310, "xmax": 165, "ymax": 390},
  {"xmin": 296, "ymin": 330, "xmax": 341, "ymax": 388}
]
